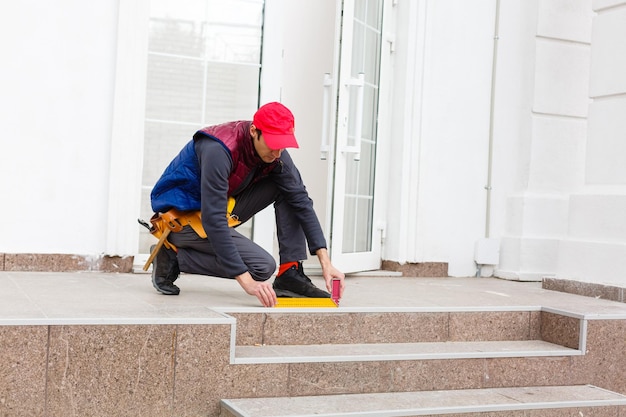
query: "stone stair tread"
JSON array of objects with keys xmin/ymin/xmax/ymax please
[
  {"xmin": 234, "ymin": 339, "xmax": 580, "ymax": 364},
  {"xmin": 221, "ymin": 384, "xmax": 626, "ymax": 417}
]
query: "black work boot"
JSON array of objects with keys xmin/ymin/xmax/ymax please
[
  {"xmin": 150, "ymin": 244, "xmax": 180, "ymax": 295},
  {"xmin": 272, "ymin": 262, "xmax": 330, "ymax": 298}
]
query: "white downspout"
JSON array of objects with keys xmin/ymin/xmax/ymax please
[
  {"xmin": 485, "ymin": 0, "xmax": 501, "ymax": 239},
  {"xmin": 476, "ymin": 0, "xmax": 501, "ymax": 277}
]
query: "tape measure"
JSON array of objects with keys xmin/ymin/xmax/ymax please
[
  {"xmin": 275, "ymin": 297, "xmax": 338, "ymax": 308},
  {"xmin": 274, "ymin": 278, "xmax": 342, "ymax": 308}
]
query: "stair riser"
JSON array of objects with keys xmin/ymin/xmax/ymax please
[
  {"xmin": 236, "ymin": 357, "xmax": 588, "ymax": 397},
  {"xmin": 231, "ymin": 311, "xmax": 579, "ymax": 349},
  {"xmin": 541, "ymin": 311, "xmax": 581, "ymax": 350}
]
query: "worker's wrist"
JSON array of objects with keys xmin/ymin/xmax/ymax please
[
  {"xmin": 235, "ymin": 271, "xmax": 253, "ymax": 284},
  {"xmin": 316, "ymin": 248, "xmax": 332, "ymax": 268}
]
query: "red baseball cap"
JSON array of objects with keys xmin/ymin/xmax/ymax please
[{"xmin": 252, "ymin": 102, "xmax": 299, "ymax": 150}]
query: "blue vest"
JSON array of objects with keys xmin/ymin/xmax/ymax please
[
  {"xmin": 150, "ymin": 120, "xmax": 279, "ymax": 213},
  {"xmin": 150, "ymin": 140, "xmax": 201, "ymax": 213}
]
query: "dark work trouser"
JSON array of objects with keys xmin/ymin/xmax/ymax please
[{"xmin": 167, "ymin": 179, "xmax": 307, "ymax": 281}]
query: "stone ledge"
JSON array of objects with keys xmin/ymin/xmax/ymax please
[
  {"xmin": 221, "ymin": 385, "xmax": 626, "ymax": 417},
  {"xmin": 543, "ymin": 277, "xmax": 625, "ymax": 304},
  {"xmin": 1, "ymin": 253, "xmax": 134, "ymax": 273},
  {"xmin": 381, "ymin": 261, "xmax": 448, "ymax": 277}
]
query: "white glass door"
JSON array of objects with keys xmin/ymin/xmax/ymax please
[
  {"xmin": 328, "ymin": 0, "xmax": 387, "ymax": 272},
  {"xmin": 139, "ymin": 0, "xmax": 265, "ymax": 254}
]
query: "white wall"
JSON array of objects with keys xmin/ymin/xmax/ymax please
[
  {"xmin": 556, "ymin": 0, "xmax": 626, "ymax": 286},
  {"xmin": 0, "ymin": 1, "xmax": 119, "ymax": 254}
]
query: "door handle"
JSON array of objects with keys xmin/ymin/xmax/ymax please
[
  {"xmin": 320, "ymin": 73, "xmax": 333, "ymax": 160},
  {"xmin": 343, "ymin": 72, "xmax": 364, "ymax": 161}
]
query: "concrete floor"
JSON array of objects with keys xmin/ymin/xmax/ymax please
[{"xmin": 2, "ymin": 271, "xmax": 626, "ymax": 324}]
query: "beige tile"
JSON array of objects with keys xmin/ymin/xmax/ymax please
[
  {"xmin": 230, "ymin": 313, "xmax": 265, "ymax": 346},
  {"xmin": 3, "ymin": 253, "xmax": 133, "ymax": 272},
  {"xmin": 484, "ymin": 356, "xmax": 584, "ymax": 388},
  {"xmin": 4, "ymin": 272, "xmax": 626, "ymax": 314},
  {"xmin": 260, "ymin": 313, "xmax": 336, "ymax": 345},
  {"xmin": 419, "ymin": 413, "xmax": 526, "ymax": 417},
  {"xmin": 46, "ymin": 324, "xmax": 177, "ymax": 417},
  {"xmin": 544, "ymin": 277, "xmax": 623, "ymax": 303},
  {"xmin": 262, "ymin": 312, "xmax": 365, "ymax": 345},
  {"xmin": 287, "ymin": 361, "xmax": 393, "ymax": 396},
  {"xmin": 388, "ymin": 358, "xmax": 486, "ymax": 391},
  {"xmin": 500, "ymin": 385, "xmax": 623, "ymax": 402},
  {"xmin": 540, "ymin": 311, "xmax": 580, "ymax": 349},
  {"xmin": 222, "ymin": 387, "xmax": 625, "ymax": 417},
  {"xmin": 583, "ymin": 320, "xmax": 626, "ymax": 395},
  {"xmin": 172, "ymin": 324, "xmax": 230, "ymax": 416},
  {"xmin": 380, "ymin": 261, "xmax": 448, "ymax": 277},
  {"xmin": 0, "ymin": 326, "xmax": 47, "ymax": 416},
  {"xmin": 225, "ymin": 364, "xmax": 290, "ymax": 397},
  {"xmin": 196, "ymin": 363, "xmax": 289, "ymax": 417},
  {"xmin": 172, "ymin": 324, "xmax": 291, "ymax": 417},
  {"xmin": 262, "ymin": 312, "xmax": 449, "ymax": 345},
  {"xmin": 219, "ymin": 409, "xmax": 238, "ymax": 417},
  {"xmin": 449, "ymin": 311, "xmax": 533, "ymax": 341},
  {"xmin": 235, "ymin": 340, "xmax": 575, "ymax": 364},
  {"xmin": 5, "ymin": 253, "xmax": 89, "ymax": 272},
  {"xmin": 529, "ymin": 310, "xmax": 542, "ymax": 340},
  {"xmin": 358, "ymin": 312, "xmax": 449, "ymax": 343},
  {"xmin": 528, "ymin": 406, "xmax": 620, "ymax": 416}
]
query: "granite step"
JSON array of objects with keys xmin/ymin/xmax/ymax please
[
  {"xmin": 229, "ymin": 309, "xmax": 581, "ymax": 350},
  {"xmin": 220, "ymin": 384, "xmax": 626, "ymax": 417},
  {"xmin": 233, "ymin": 339, "xmax": 581, "ymax": 364}
]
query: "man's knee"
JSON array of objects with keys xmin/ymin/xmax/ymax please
[{"xmin": 249, "ymin": 255, "xmax": 276, "ymax": 281}]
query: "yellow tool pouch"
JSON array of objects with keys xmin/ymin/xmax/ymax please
[
  {"xmin": 226, "ymin": 196, "xmax": 241, "ymax": 228},
  {"xmin": 148, "ymin": 197, "xmax": 240, "ymax": 250}
]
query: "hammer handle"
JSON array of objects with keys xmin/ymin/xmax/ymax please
[{"xmin": 142, "ymin": 228, "xmax": 171, "ymax": 271}]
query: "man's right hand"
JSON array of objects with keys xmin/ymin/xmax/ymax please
[{"xmin": 236, "ymin": 272, "xmax": 277, "ymax": 307}]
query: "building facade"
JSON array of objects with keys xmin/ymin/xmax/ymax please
[{"xmin": 1, "ymin": 0, "xmax": 624, "ymax": 290}]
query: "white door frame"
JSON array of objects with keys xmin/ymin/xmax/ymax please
[{"xmin": 327, "ymin": 0, "xmax": 393, "ymax": 272}]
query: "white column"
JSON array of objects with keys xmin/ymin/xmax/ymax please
[
  {"xmin": 106, "ymin": 0, "xmax": 150, "ymax": 255},
  {"xmin": 556, "ymin": 2, "xmax": 626, "ymax": 286},
  {"xmin": 495, "ymin": 0, "xmax": 592, "ymax": 281}
]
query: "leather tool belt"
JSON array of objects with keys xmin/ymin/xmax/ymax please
[
  {"xmin": 142, "ymin": 197, "xmax": 240, "ymax": 271},
  {"xmin": 148, "ymin": 197, "xmax": 240, "ymax": 251}
]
